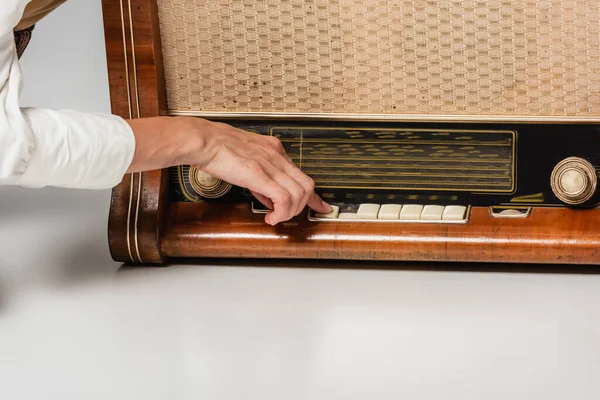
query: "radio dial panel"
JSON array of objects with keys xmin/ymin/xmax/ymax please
[{"xmin": 170, "ymin": 121, "xmax": 600, "ymax": 209}]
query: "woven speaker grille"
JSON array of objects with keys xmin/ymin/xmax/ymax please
[{"xmin": 156, "ymin": 0, "xmax": 600, "ymax": 119}]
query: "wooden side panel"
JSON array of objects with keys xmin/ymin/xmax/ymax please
[
  {"xmin": 101, "ymin": 0, "xmax": 168, "ymax": 264},
  {"xmin": 162, "ymin": 204, "xmax": 600, "ymax": 265}
]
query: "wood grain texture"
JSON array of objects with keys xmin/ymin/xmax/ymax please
[
  {"xmin": 162, "ymin": 203, "xmax": 600, "ymax": 265},
  {"xmin": 102, "ymin": 0, "xmax": 168, "ymax": 263},
  {"xmin": 102, "ymin": 0, "xmax": 600, "ymax": 266}
]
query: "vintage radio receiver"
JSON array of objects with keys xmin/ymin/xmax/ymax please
[{"xmin": 102, "ymin": 0, "xmax": 600, "ymax": 265}]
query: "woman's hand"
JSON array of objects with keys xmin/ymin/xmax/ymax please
[{"xmin": 126, "ymin": 116, "xmax": 332, "ymax": 225}]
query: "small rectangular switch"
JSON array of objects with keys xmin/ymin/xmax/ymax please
[
  {"xmin": 356, "ymin": 204, "xmax": 380, "ymax": 219},
  {"xmin": 315, "ymin": 205, "xmax": 340, "ymax": 219},
  {"xmin": 442, "ymin": 205, "xmax": 467, "ymax": 220},
  {"xmin": 421, "ymin": 205, "xmax": 445, "ymax": 220},
  {"xmin": 378, "ymin": 204, "xmax": 402, "ymax": 220},
  {"xmin": 399, "ymin": 204, "xmax": 424, "ymax": 220}
]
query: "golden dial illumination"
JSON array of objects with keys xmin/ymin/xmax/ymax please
[{"xmin": 189, "ymin": 167, "xmax": 232, "ymax": 199}]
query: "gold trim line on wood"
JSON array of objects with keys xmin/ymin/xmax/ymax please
[
  {"xmin": 163, "ymin": 111, "xmax": 600, "ymax": 124},
  {"xmin": 119, "ymin": 0, "xmax": 135, "ymax": 264},
  {"xmin": 128, "ymin": 0, "xmax": 143, "ymax": 264},
  {"xmin": 118, "ymin": 0, "xmax": 143, "ymax": 264}
]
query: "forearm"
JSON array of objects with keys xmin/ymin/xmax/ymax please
[{"xmin": 125, "ymin": 116, "xmax": 207, "ymax": 173}]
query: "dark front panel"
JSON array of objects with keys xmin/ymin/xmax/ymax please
[{"xmin": 170, "ymin": 120, "xmax": 600, "ymax": 209}]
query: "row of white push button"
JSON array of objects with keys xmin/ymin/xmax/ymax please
[{"xmin": 313, "ymin": 204, "xmax": 468, "ymax": 222}]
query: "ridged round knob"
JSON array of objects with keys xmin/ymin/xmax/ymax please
[
  {"xmin": 189, "ymin": 167, "xmax": 232, "ymax": 199},
  {"xmin": 551, "ymin": 157, "xmax": 597, "ymax": 205}
]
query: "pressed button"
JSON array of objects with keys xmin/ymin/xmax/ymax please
[
  {"xmin": 498, "ymin": 209, "xmax": 526, "ymax": 217},
  {"xmin": 338, "ymin": 212, "xmax": 359, "ymax": 219},
  {"xmin": 315, "ymin": 205, "xmax": 340, "ymax": 219}
]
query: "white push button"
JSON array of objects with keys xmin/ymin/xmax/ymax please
[
  {"xmin": 421, "ymin": 205, "xmax": 444, "ymax": 220},
  {"xmin": 315, "ymin": 205, "xmax": 340, "ymax": 219},
  {"xmin": 378, "ymin": 204, "xmax": 402, "ymax": 220},
  {"xmin": 498, "ymin": 209, "xmax": 524, "ymax": 217},
  {"xmin": 399, "ymin": 204, "xmax": 423, "ymax": 220},
  {"xmin": 356, "ymin": 203, "xmax": 380, "ymax": 219},
  {"xmin": 442, "ymin": 205, "xmax": 467, "ymax": 220},
  {"xmin": 338, "ymin": 212, "xmax": 359, "ymax": 219}
]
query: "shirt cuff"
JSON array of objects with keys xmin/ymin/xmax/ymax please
[{"xmin": 17, "ymin": 108, "xmax": 136, "ymax": 189}]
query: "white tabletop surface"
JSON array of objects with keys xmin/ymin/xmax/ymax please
[{"xmin": 2, "ymin": 2, "xmax": 600, "ymax": 399}]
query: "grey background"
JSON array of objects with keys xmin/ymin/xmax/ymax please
[
  {"xmin": 0, "ymin": 2, "xmax": 118, "ymax": 290},
  {"xmin": 2, "ymin": 2, "xmax": 600, "ymax": 399}
]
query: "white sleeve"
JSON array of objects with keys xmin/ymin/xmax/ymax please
[{"xmin": 0, "ymin": 0, "xmax": 136, "ymax": 190}]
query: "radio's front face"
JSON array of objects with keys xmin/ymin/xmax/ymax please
[
  {"xmin": 169, "ymin": 120, "xmax": 600, "ymax": 224},
  {"xmin": 157, "ymin": 0, "xmax": 600, "ymax": 224}
]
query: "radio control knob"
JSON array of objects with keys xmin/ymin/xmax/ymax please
[
  {"xmin": 551, "ymin": 157, "xmax": 597, "ymax": 205},
  {"xmin": 189, "ymin": 167, "xmax": 232, "ymax": 199}
]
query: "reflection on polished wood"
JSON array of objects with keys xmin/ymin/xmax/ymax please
[{"xmin": 161, "ymin": 203, "xmax": 600, "ymax": 265}]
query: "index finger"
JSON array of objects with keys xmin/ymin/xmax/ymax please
[
  {"xmin": 244, "ymin": 171, "xmax": 296, "ymax": 225},
  {"xmin": 306, "ymin": 191, "xmax": 333, "ymax": 214}
]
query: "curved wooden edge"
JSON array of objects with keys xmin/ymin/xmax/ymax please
[
  {"xmin": 161, "ymin": 203, "xmax": 600, "ymax": 265},
  {"xmin": 102, "ymin": 0, "xmax": 168, "ymax": 264}
]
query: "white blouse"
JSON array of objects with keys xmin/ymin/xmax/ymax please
[{"xmin": 0, "ymin": 0, "xmax": 135, "ymax": 189}]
